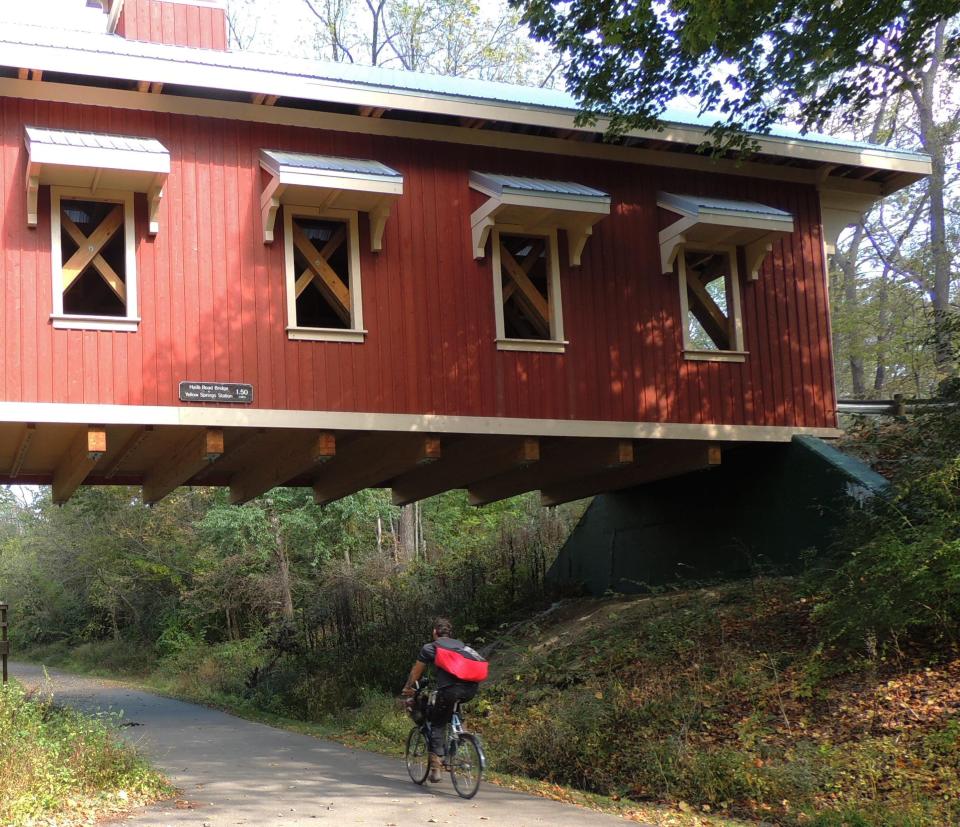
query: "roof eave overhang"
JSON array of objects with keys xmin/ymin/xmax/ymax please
[{"xmin": 0, "ymin": 37, "xmax": 933, "ymax": 190}]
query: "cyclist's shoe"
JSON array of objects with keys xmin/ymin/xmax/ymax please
[{"xmin": 429, "ymin": 753, "xmax": 444, "ymax": 783}]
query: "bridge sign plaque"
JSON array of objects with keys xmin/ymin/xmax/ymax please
[{"xmin": 179, "ymin": 381, "xmax": 254, "ymax": 404}]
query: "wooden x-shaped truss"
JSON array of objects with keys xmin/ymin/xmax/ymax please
[
  {"xmin": 291, "ymin": 221, "xmax": 350, "ymax": 326},
  {"xmin": 685, "ymin": 253, "xmax": 731, "ymax": 350},
  {"xmin": 499, "ymin": 237, "xmax": 549, "ymax": 338},
  {"xmin": 60, "ymin": 204, "xmax": 126, "ymax": 303}
]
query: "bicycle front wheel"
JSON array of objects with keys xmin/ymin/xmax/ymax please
[
  {"xmin": 405, "ymin": 726, "xmax": 430, "ymax": 785},
  {"xmin": 449, "ymin": 733, "xmax": 484, "ymax": 799}
]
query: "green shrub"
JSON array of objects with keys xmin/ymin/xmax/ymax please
[{"xmin": 0, "ymin": 680, "xmax": 170, "ymax": 825}]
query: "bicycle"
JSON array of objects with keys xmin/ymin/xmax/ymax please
[{"xmin": 404, "ymin": 680, "xmax": 486, "ymax": 799}]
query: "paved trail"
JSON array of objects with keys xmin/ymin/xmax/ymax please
[{"xmin": 11, "ymin": 662, "xmax": 640, "ymax": 827}]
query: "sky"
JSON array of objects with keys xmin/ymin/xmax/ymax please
[{"xmin": 0, "ymin": 0, "xmax": 108, "ymax": 30}]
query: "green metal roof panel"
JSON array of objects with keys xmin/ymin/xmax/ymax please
[
  {"xmin": 25, "ymin": 125, "xmax": 168, "ymax": 155},
  {"xmin": 0, "ymin": 22, "xmax": 931, "ymax": 169},
  {"xmin": 658, "ymin": 193, "xmax": 793, "ymax": 220},
  {"xmin": 262, "ymin": 150, "xmax": 401, "ymax": 179},
  {"xmin": 471, "ymin": 172, "xmax": 609, "ymax": 200}
]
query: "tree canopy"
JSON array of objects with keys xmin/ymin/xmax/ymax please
[{"xmin": 512, "ymin": 0, "xmax": 960, "ymax": 145}]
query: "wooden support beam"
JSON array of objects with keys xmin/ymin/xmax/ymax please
[
  {"xmin": 500, "ymin": 244, "xmax": 549, "ymax": 334},
  {"xmin": 359, "ymin": 106, "xmax": 387, "ymax": 118},
  {"xmin": 52, "ymin": 427, "xmax": 107, "ymax": 505},
  {"xmin": 291, "ymin": 222, "xmax": 352, "ymax": 324},
  {"xmin": 9, "ymin": 424, "xmax": 36, "ymax": 477},
  {"xmin": 60, "ymin": 212, "xmax": 126, "ymax": 302},
  {"xmin": 230, "ymin": 431, "xmax": 337, "ymax": 504},
  {"xmin": 540, "ymin": 444, "xmax": 722, "ymax": 506},
  {"xmin": 17, "ymin": 68, "xmax": 28, "ymax": 80},
  {"xmin": 468, "ymin": 438, "xmax": 634, "ymax": 506},
  {"xmin": 61, "ymin": 206, "xmax": 125, "ymax": 297},
  {"xmin": 142, "ymin": 428, "xmax": 224, "ymax": 504},
  {"xmin": 392, "ymin": 436, "xmax": 539, "ymax": 506},
  {"xmin": 192, "ymin": 428, "xmax": 267, "ymax": 484},
  {"xmin": 102, "ymin": 426, "xmax": 153, "ymax": 479},
  {"xmin": 149, "ymin": 82, "xmax": 163, "ymax": 94},
  {"xmin": 313, "ymin": 434, "xmax": 441, "ymax": 506},
  {"xmin": 136, "ymin": 80, "xmax": 150, "ymax": 93},
  {"xmin": 686, "ymin": 274, "xmax": 730, "ymax": 349}
]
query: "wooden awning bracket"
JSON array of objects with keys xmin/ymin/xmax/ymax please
[
  {"xmin": 25, "ymin": 162, "xmax": 39, "ymax": 227},
  {"xmin": 261, "ymin": 173, "xmax": 286, "ymax": 243}
]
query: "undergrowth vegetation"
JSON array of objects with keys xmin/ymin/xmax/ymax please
[{"xmin": 0, "ymin": 680, "xmax": 170, "ymax": 826}]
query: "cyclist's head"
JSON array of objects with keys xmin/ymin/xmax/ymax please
[{"xmin": 432, "ymin": 617, "xmax": 453, "ymax": 638}]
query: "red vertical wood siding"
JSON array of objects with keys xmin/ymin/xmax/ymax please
[
  {"xmin": 0, "ymin": 97, "xmax": 837, "ymax": 428},
  {"xmin": 117, "ymin": 0, "xmax": 227, "ymax": 51}
]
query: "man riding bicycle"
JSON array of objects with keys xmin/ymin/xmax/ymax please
[{"xmin": 402, "ymin": 617, "xmax": 487, "ymax": 783}]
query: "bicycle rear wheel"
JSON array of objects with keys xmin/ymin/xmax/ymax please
[
  {"xmin": 405, "ymin": 726, "xmax": 430, "ymax": 785},
  {"xmin": 449, "ymin": 733, "xmax": 484, "ymax": 799}
]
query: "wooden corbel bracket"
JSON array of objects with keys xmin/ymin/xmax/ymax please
[{"xmin": 260, "ymin": 173, "xmax": 286, "ymax": 244}]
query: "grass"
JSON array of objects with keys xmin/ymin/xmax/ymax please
[{"xmin": 0, "ymin": 678, "xmax": 172, "ymax": 826}]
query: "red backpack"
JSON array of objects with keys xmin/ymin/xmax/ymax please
[{"xmin": 434, "ymin": 640, "xmax": 489, "ymax": 683}]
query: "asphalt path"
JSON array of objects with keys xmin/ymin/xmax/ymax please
[{"xmin": 11, "ymin": 662, "xmax": 641, "ymax": 827}]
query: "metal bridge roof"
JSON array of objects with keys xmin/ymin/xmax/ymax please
[{"xmin": 0, "ymin": 21, "xmax": 932, "ymax": 189}]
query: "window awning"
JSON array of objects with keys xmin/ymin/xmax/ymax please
[
  {"xmin": 24, "ymin": 126, "xmax": 170, "ymax": 234},
  {"xmin": 657, "ymin": 192, "xmax": 795, "ymax": 279},
  {"xmin": 260, "ymin": 150, "xmax": 403, "ymax": 251},
  {"xmin": 469, "ymin": 172, "xmax": 611, "ymax": 266}
]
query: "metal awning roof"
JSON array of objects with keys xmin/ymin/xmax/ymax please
[
  {"xmin": 259, "ymin": 149, "xmax": 403, "ymax": 249},
  {"xmin": 469, "ymin": 171, "xmax": 611, "ymax": 265},
  {"xmin": 261, "ymin": 150, "xmax": 401, "ymax": 180},
  {"xmin": 0, "ymin": 21, "xmax": 932, "ymax": 189},
  {"xmin": 24, "ymin": 125, "xmax": 169, "ymax": 232},
  {"xmin": 470, "ymin": 173, "xmax": 609, "ymax": 201},
  {"xmin": 658, "ymin": 193, "xmax": 794, "ymax": 224},
  {"xmin": 657, "ymin": 192, "xmax": 796, "ymax": 279},
  {"xmin": 25, "ymin": 126, "xmax": 168, "ymax": 156}
]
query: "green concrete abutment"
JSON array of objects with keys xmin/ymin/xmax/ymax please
[{"xmin": 548, "ymin": 436, "xmax": 889, "ymax": 595}]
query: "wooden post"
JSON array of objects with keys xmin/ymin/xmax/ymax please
[
  {"xmin": 0, "ymin": 603, "xmax": 8, "ymax": 686},
  {"xmin": 893, "ymin": 393, "xmax": 906, "ymax": 418}
]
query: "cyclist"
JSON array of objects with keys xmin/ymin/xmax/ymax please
[{"xmin": 401, "ymin": 617, "xmax": 487, "ymax": 782}]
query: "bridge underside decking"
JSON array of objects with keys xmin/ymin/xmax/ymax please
[{"xmin": 0, "ymin": 421, "xmax": 727, "ymax": 507}]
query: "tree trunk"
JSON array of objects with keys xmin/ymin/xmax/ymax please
[
  {"xmin": 397, "ymin": 504, "xmax": 416, "ymax": 563},
  {"xmin": 269, "ymin": 518, "xmax": 295, "ymax": 622},
  {"xmin": 834, "ymin": 235, "xmax": 867, "ymax": 397},
  {"xmin": 873, "ymin": 267, "xmax": 890, "ymax": 394},
  {"xmin": 918, "ymin": 21, "xmax": 954, "ymax": 377}
]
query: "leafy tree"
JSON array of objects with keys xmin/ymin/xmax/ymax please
[{"xmin": 512, "ymin": 0, "xmax": 959, "ymax": 142}]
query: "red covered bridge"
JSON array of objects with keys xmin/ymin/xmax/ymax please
[{"xmin": 0, "ymin": 0, "xmax": 931, "ymax": 506}]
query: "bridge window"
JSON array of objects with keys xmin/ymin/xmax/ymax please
[
  {"xmin": 492, "ymin": 230, "xmax": 565, "ymax": 350},
  {"xmin": 470, "ymin": 172, "xmax": 609, "ymax": 354},
  {"xmin": 283, "ymin": 207, "xmax": 364, "ymax": 342},
  {"xmin": 678, "ymin": 247, "xmax": 746, "ymax": 362},
  {"xmin": 50, "ymin": 188, "xmax": 138, "ymax": 332}
]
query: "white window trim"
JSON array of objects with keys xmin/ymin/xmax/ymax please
[
  {"xmin": 50, "ymin": 186, "xmax": 139, "ymax": 332},
  {"xmin": 677, "ymin": 243, "xmax": 747, "ymax": 362},
  {"xmin": 491, "ymin": 226, "xmax": 566, "ymax": 353},
  {"xmin": 283, "ymin": 205, "xmax": 365, "ymax": 343}
]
